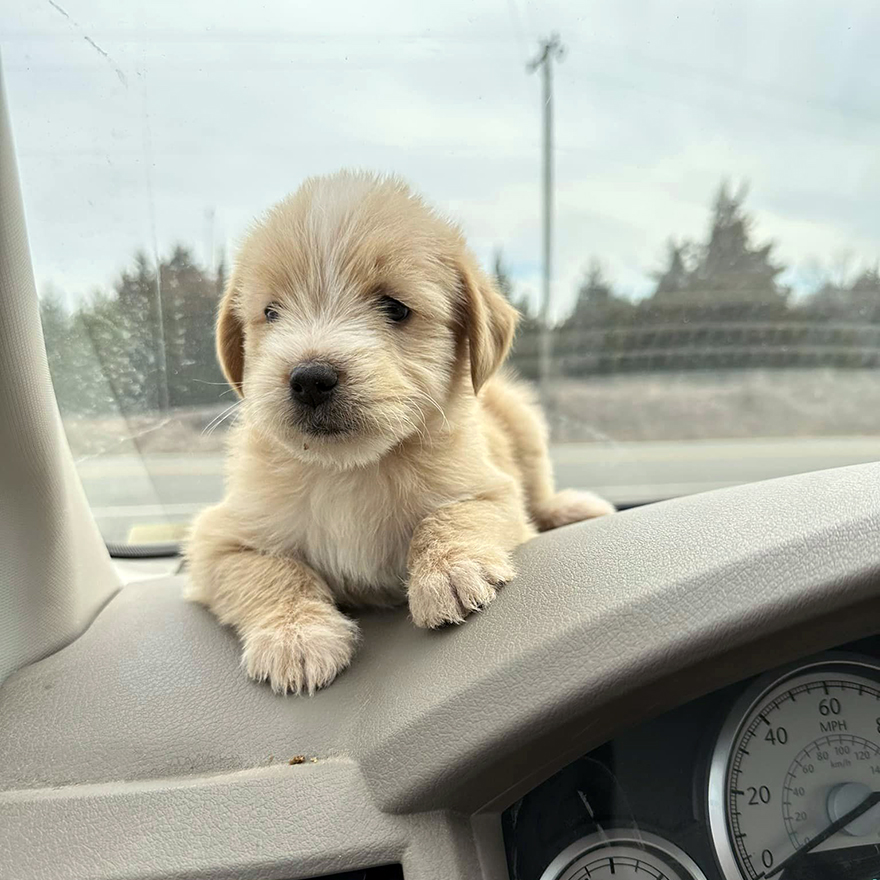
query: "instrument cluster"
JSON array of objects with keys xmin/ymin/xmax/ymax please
[{"xmin": 503, "ymin": 637, "xmax": 880, "ymax": 880}]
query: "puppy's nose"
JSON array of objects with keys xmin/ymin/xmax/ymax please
[{"xmin": 289, "ymin": 362, "xmax": 338, "ymax": 408}]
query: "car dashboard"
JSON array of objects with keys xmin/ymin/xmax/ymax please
[
  {"xmin": 3, "ymin": 462, "xmax": 880, "ymax": 880},
  {"xmin": 504, "ymin": 636, "xmax": 880, "ymax": 880}
]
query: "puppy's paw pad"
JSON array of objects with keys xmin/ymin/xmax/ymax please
[
  {"xmin": 242, "ymin": 609, "xmax": 359, "ymax": 695},
  {"xmin": 534, "ymin": 489, "xmax": 616, "ymax": 531},
  {"xmin": 408, "ymin": 553, "xmax": 515, "ymax": 629}
]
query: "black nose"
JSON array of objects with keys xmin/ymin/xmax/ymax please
[{"xmin": 289, "ymin": 362, "xmax": 339, "ymax": 408}]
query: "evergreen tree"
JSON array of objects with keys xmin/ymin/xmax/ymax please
[
  {"xmin": 848, "ymin": 266, "xmax": 880, "ymax": 320},
  {"xmin": 573, "ymin": 259, "xmax": 613, "ymax": 311},
  {"xmin": 696, "ymin": 182, "xmax": 786, "ymax": 304},
  {"xmin": 493, "ymin": 250, "xmax": 514, "ymax": 301},
  {"xmin": 160, "ymin": 245, "xmax": 226, "ymax": 407},
  {"xmin": 40, "ymin": 286, "xmax": 110, "ymax": 416},
  {"xmin": 652, "ymin": 240, "xmax": 694, "ymax": 297},
  {"xmin": 566, "ymin": 259, "xmax": 633, "ymax": 328},
  {"xmin": 110, "ymin": 252, "xmax": 167, "ymax": 411},
  {"xmin": 807, "ymin": 264, "xmax": 880, "ymax": 321},
  {"xmin": 651, "ymin": 182, "xmax": 788, "ymax": 309}
]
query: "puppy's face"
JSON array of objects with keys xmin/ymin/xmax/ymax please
[{"xmin": 218, "ymin": 173, "xmax": 518, "ymax": 469}]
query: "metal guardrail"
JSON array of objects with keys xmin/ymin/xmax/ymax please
[{"xmin": 509, "ymin": 320, "xmax": 880, "ymax": 376}]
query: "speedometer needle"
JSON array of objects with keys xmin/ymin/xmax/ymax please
[{"xmin": 765, "ymin": 790, "xmax": 880, "ymax": 878}]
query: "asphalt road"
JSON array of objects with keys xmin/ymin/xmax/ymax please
[{"xmin": 76, "ymin": 437, "xmax": 880, "ymax": 544}]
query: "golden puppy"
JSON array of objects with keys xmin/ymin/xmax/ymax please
[{"xmin": 185, "ymin": 171, "xmax": 614, "ymax": 694}]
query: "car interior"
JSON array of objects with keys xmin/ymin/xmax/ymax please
[{"xmin": 3, "ymin": 10, "xmax": 880, "ymax": 880}]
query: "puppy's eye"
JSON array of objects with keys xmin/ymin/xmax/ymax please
[
  {"xmin": 264, "ymin": 303, "xmax": 281, "ymax": 323},
  {"xmin": 379, "ymin": 296, "xmax": 410, "ymax": 323}
]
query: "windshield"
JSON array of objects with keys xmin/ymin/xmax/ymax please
[{"xmin": 4, "ymin": 1, "xmax": 879, "ymax": 549}]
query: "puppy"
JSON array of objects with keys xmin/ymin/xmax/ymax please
[{"xmin": 185, "ymin": 171, "xmax": 614, "ymax": 694}]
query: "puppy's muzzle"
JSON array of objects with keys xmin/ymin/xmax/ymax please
[{"xmin": 289, "ymin": 362, "xmax": 338, "ymax": 409}]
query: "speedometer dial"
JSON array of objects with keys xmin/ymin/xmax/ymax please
[
  {"xmin": 709, "ymin": 654, "xmax": 880, "ymax": 879},
  {"xmin": 539, "ymin": 830, "xmax": 708, "ymax": 880}
]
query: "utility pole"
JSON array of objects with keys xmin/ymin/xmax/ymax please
[
  {"xmin": 140, "ymin": 68, "xmax": 169, "ymax": 414},
  {"xmin": 204, "ymin": 207, "xmax": 216, "ymax": 276},
  {"xmin": 527, "ymin": 33, "xmax": 564, "ymax": 398},
  {"xmin": 152, "ymin": 259, "xmax": 170, "ymax": 414}
]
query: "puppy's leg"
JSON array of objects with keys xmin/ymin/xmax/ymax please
[
  {"xmin": 531, "ymin": 487, "xmax": 617, "ymax": 531},
  {"xmin": 496, "ymin": 382, "xmax": 616, "ymax": 530},
  {"xmin": 185, "ymin": 505, "xmax": 358, "ymax": 695},
  {"xmin": 407, "ymin": 485, "xmax": 533, "ymax": 629}
]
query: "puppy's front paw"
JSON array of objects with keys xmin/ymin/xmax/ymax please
[
  {"xmin": 408, "ymin": 548, "xmax": 515, "ymax": 629},
  {"xmin": 241, "ymin": 604, "xmax": 359, "ymax": 695}
]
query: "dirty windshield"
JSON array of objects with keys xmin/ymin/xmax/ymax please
[{"xmin": 3, "ymin": 0, "xmax": 879, "ymax": 547}]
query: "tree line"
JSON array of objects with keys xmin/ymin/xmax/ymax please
[
  {"xmin": 40, "ymin": 182, "xmax": 880, "ymax": 417},
  {"xmin": 501, "ymin": 182, "xmax": 880, "ymax": 379},
  {"xmin": 40, "ymin": 247, "xmax": 229, "ymax": 417}
]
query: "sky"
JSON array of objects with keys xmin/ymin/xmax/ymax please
[{"xmin": 2, "ymin": 0, "xmax": 879, "ymax": 318}]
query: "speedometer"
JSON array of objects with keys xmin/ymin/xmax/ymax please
[{"xmin": 708, "ymin": 654, "xmax": 880, "ymax": 880}]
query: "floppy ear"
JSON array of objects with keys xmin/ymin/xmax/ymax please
[
  {"xmin": 457, "ymin": 254, "xmax": 519, "ymax": 393},
  {"xmin": 216, "ymin": 272, "xmax": 245, "ymax": 397}
]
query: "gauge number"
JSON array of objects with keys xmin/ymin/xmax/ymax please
[{"xmin": 710, "ymin": 658, "xmax": 880, "ymax": 880}]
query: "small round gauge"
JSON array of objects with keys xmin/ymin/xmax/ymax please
[
  {"xmin": 709, "ymin": 653, "xmax": 880, "ymax": 879},
  {"xmin": 539, "ymin": 829, "xmax": 708, "ymax": 880}
]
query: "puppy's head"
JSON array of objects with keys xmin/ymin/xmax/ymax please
[{"xmin": 218, "ymin": 171, "xmax": 518, "ymax": 468}]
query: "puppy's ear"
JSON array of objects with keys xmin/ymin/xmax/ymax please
[
  {"xmin": 216, "ymin": 271, "xmax": 245, "ymax": 397},
  {"xmin": 457, "ymin": 254, "xmax": 519, "ymax": 393}
]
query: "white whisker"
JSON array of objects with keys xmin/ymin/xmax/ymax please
[
  {"xmin": 414, "ymin": 389, "xmax": 451, "ymax": 432},
  {"xmin": 202, "ymin": 402, "xmax": 241, "ymax": 437}
]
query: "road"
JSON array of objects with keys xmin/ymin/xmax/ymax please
[{"xmin": 75, "ymin": 437, "xmax": 880, "ymax": 544}]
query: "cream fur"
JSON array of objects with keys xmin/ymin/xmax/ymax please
[{"xmin": 185, "ymin": 171, "xmax": 615, "ymax": 694}]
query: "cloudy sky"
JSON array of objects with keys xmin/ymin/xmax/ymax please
[{"xmin": 3, "ymin": 0, "xmax": 879, "ymax": 317}]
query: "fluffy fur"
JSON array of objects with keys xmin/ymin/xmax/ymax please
[{"xmin": 185, "ymin": 171, "xmax": 614, "ymax": 694}]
